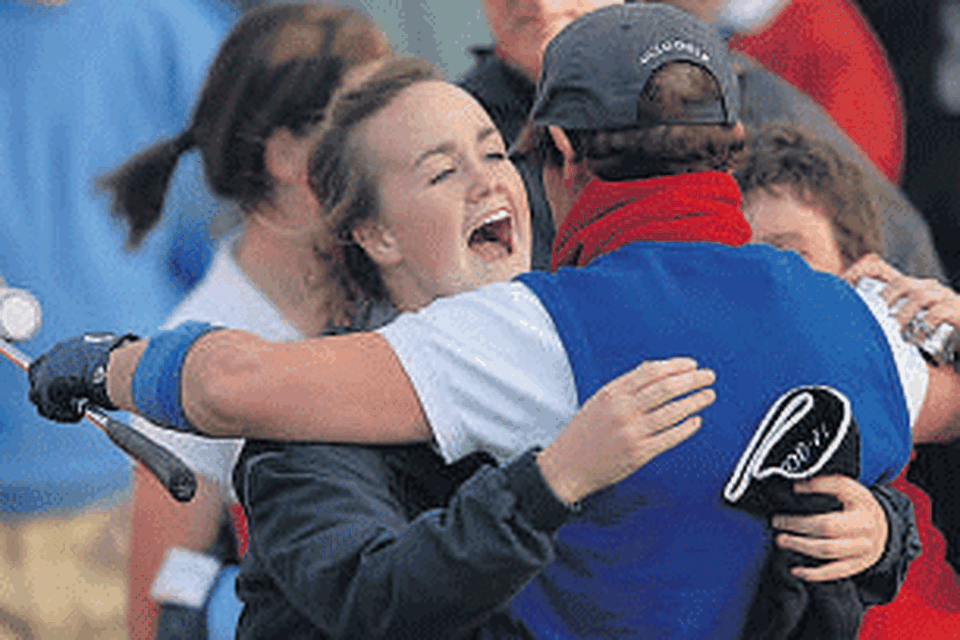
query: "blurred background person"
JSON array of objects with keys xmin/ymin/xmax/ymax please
[
  {"xmin": 857, "ymin": 0, "xmax": 960, "ymax": 292},
  {"xmin": 245, "ymin": 0, "xmax": 490, "ymax": 79},
  {"xmin": 103, "ymin": 5, "xmax": 391, "ymax": 638},
  {"xmin": 724, "ymin": 0, "xmax": 906, "ymax": 185},
  {"xmin": 0, "ymin": 0, "xmax": 236, "ymax": 637},
  {"xmin": 737, "ymin": 123, "xmax": 960, "ymax": 639},
  {"xmin": 857, "ymin": 0, "xmax": 960, "ymax": 609}
]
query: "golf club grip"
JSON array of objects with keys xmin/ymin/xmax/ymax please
[{"xmin": 86, "ymin": 406, "xmax": 198, "ymax": 502}]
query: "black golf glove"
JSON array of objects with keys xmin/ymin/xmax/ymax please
[{"xmin": 28, "ymin": 332, "xmax": 139, "ymax": 422}]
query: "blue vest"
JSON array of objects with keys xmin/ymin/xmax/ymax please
[{"xmin": 512, "ymin": 242, "xmax": 911, "ymax": 639}]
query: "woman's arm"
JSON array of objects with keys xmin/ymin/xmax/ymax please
[
  {"xmin": 103, "ymin": 327, "xmax": 432, "ymax": 442},
  {"xmin": 852, "ymin": 482, "xmax": 923, "ymax": 606}
]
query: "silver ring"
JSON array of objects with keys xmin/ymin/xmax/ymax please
[{"xmin": 904, "ymin": 310, "xmax": 935, "ymax": 342}]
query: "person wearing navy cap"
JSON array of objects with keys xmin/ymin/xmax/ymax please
[{"xmin": 458, "ymin": 0, "xmax": 945, "ymax": 280}]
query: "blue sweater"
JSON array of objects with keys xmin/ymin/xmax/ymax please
[{"xmin": 512, "ymin": 242, "xmax": 912, "ymax": 639}]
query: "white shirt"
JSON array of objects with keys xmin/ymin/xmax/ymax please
[
  {"xmin": 380, "ymin": 281, "xmax": 929, "ymax": 465},
  {"xmin": 130, "ymin": 231, "xmax": 302, "ymax": 503}
]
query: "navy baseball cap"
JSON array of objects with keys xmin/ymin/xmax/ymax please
[{"xmin": 515, "ymin": 2, "xmax": 739, "ymax": 153}]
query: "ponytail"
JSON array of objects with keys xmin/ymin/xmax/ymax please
[
  {"xmin": 98, "ymin": 4, "xmax": 387, "ymax": 251},
  {"xmin": 96, "ymin": 129, "xmax": 195, "ymax": 249}
]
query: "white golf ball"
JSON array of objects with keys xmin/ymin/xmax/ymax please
[{"xmin": 0, "ymin": 289, "xmax": 42, "ymax": 341}]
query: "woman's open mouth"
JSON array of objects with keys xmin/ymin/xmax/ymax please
[{"xmin": 467, "ymin": 209, "xmax": 514, "ymax": 263}]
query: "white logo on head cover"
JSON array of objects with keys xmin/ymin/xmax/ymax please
[
  {"xmin": 723, "ymin": 385, "xmax": 852, "ymax": 504},
  {"xmin": 84, "ymin": 333, "xmax": 115, "ymax": 345},
  {"xmin": 91, "ymin": 365, "xmax": 107, "ymax": 385},
  {"xmin": 639, "ymin": 40, "xmax": 710, "ymax": 66}
]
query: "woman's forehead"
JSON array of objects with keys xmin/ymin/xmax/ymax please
[{"xmin": 360, "ymin": 81, "xmax": 497, "ymax": 169}]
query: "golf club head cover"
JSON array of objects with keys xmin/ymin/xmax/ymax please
[
  {"xmin": 28, "ymin": 332, "xmax": 139, "ymax": 422},
  {"xmin": 724, "ymin": 385, "xmax": 864, "ymax": 640}
]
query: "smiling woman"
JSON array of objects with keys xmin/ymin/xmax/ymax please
[{"xmin": 307, "ymin": 57, "xmax": 532, "ymax": 320}]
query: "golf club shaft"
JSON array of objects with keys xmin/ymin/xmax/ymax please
[{"xmin": 0, "ymin": 339, "xmax": 197, "ymax": 502}]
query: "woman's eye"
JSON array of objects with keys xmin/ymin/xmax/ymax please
[
  {"xmin": 429, "ymin": 168, "xmax": 455, "ymax": 185},
  {"xmin": 485, "ymin": 151, "xmax": 507, "ymax": 161}
]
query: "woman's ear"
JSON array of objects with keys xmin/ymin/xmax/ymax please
[
  {"xmin": 265, "ymin": 127, "xmax": 312, "ymax": 187},
  {"xmin": 352, "ymin": 221, "xmax": 402, "ymax": 267}
]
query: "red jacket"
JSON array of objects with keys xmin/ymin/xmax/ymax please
[{"xmin": 730, "ymin": 0, "xmax": 905, "ymax": 184}]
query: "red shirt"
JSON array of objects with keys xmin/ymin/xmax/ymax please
[
  {"xmin": 730, "ymin": 0, "xmax": 905, "ymax": 183},
  {"xmin": 858, "ymin": 467, "xmax": 960, "ymax": 639}
]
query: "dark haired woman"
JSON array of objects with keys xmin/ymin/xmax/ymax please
[{"xmin": 97, "ymin": 5, "xmax": 391, "ymax": 637}]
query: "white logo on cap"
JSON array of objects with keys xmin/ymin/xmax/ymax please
[{"xmin": 639, "ymin": 40, "xmax": 710, "ymax": 66}]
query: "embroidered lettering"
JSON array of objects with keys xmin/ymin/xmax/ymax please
[{"xmin": 639, "ymin": 40, "xmax": 711, "ymax": 66}]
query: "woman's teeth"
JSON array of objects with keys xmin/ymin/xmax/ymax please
[{"xmin": 468, "ymin": 210, "xmax": 514, "ymax": 261}]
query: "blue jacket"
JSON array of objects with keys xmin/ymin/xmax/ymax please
[{"xmin": 513, "ymin": 242, "xmax": 912, "ymax": 639}]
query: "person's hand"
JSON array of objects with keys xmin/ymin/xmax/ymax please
[
  {"xmin": 537, "ymin": 358, "xmax": 716, "ymax": 505},
  {"xmin": 771, "ymin": 476, "xmax": 888, "ymax": 582},
  {"xmin": 842, "ymin": 253, "xmax": 960, "ymax": 333},
  {"xmin": 27, "ymin": 332, "xmax": 138, "ymax": 422}
]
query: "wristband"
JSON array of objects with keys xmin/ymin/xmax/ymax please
[{"xmin": 132, "ymin": 321, "xmax": 223, "ymax": 435}]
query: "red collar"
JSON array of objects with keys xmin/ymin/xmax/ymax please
[{"xmin": 551, "ymin": 172, "xmax": 752, "ymax": 270}]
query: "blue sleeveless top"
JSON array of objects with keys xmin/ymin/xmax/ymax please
[{"xmin": 512, "ymin": 242, "xmax": 911, "ymax": 639}]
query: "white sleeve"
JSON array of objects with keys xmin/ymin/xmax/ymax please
[
  {"xmin": 128, "ymin": 415, "xmax": 244, "ymax": 503},
  {"xmin": 856, "ymin": 287, "xmax": 930, "ymax": 428},
  {"xmin": 378, "ymin": 281, "xmax": 578, "ymax": 464}
]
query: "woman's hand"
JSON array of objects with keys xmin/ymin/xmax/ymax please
[
  {"xmin": 843, "ymin": 253, "xmax": 960, "ymax": 334},
  {"xmin": 772, "ymin": 476, "xmax": 888, "ymax": 582},
  {"xmin": 537, "ymin": 358, "xmax": 716, "ymax": 505}
]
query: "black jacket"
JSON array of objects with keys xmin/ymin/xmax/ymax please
[{"xmin": 232, "ymin": 442, "xmax": 576, "ymax": 639}]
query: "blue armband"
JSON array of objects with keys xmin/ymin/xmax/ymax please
[{"xmin": 132, "ymin": 321, "xmax": 223, "ymax": 434}]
